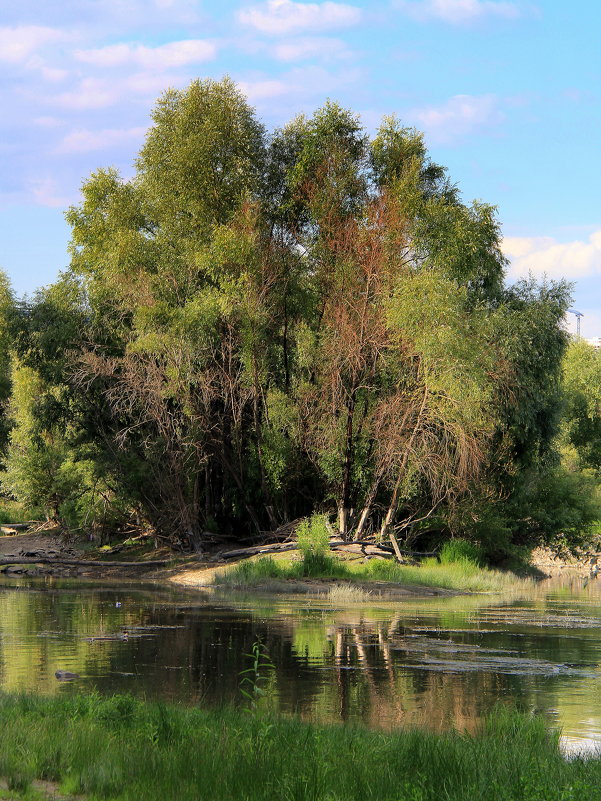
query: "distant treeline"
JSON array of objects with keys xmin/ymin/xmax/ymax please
[{"xmin": 0, "ymin": 77, "xmax": 599, "ymax": 557}]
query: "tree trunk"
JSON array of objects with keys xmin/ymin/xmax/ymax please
[
  {"xmin": 338, "ymin": 390, "xmax": 356, "ymax": 540},
  {"xmin": 379, "ymin": 387, "xmax": 429, "ymax": 557}
]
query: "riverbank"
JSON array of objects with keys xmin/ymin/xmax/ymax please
[
  {"xmin": 3, "ymin": 529, "xmax": 594, "ymax": 599},
  {"xmin": 0, "ymin": 529, "xmax": 539, "ymax": 597},
  {"xmin": 0, "ymin": 692, "xmax": 598, "ymax": 801},
  {"xmin": 169, "ymin": 544, "xmax": 537, "ymax": 596}
]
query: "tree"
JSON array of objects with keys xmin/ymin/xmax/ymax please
[
  {"xmin": 561, "ymin": 339, "xmax": 601, "ymax": 474},
  {"xmin": 9, "ymin": 77, "xmax": 578, "ymax": 556}
]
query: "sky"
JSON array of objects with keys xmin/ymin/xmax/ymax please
[{"xmin": 0, "ymin": 0, "xmax": 599, "ymax": 335}]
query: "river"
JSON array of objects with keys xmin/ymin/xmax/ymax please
[{"xmin": 1, "ymin": 573, "xmax": 600, "ymax": 753}]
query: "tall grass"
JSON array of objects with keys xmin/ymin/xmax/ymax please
[
  {"xmin": 213, "ymin": 555, "xmax": 352, "ymax": 587},
  {"xmin": 363, "ymin": 557, "xmax": 531, "ymax": 592},
  {"xmin": 215, "ymin": 552, "xmax": 531, "ymax": 593},
  {"xmin": 0, "ymin": 692, "xmax": 598, "ymax": 801}
]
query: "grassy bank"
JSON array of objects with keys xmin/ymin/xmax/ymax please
[
  {"xmin": 213, "ymin": 551, "xmax": 533, "ymax": 593},
  {"xmin": 0, "ymin": 693, "xmax": 598, "ymax": 801}
]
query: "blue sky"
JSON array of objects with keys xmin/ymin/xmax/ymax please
[{"xmin": 0, "ymin": 0, "xmax": 599, "ymax": 334}]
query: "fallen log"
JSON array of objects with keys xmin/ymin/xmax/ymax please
[
  {"xmin": 346, "ymin": 541, "xmax": 439, "ymax": 558},
  {"xmin": 0, "ymin": 523, "xmax": 41, "ymax": 533},
  {"xmin": 217, "ymin": 542, "xmax": 299, "ymax": 560},
  {"xmin": 0, "ymin": 557, "xmax": 170, "ymax": 567},
  {"xmin": 215, "ymin": 538, "xmax": 438, "ymax": 562}
]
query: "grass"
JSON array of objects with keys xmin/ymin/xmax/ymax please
[
  {"xmin": 214, "ymin": 551, "xmax": 533, "ymax": 594},
  {"xmin": 0, "ymin": 692, "xmax": 599, "ymax": 801},
  {"xmin": 327, "ymin": 583, "xmax": 373, "ymax": 602},
  {"xmin": 0, "ymin": 501, "xmax": 42, "ymax": 527}
]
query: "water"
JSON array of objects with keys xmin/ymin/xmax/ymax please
[{"xmin": 1, "ymin": 573, "xmax": 601, "ymax": 753}]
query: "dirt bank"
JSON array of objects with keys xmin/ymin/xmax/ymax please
[
  {"xmin": 529, "ymin": 546, "xmax": 601, "ymax": 577},
  {"xmin": 0, "ymin": 530, "xmax": 171, "ymax": 579}
]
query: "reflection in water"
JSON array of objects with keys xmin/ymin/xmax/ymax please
[{"xmin": 1, "ymin": 574, "xmax": 601, "ymax": 750}]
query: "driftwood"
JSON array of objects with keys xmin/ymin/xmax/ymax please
[
  {"xmin": 0, "ymin": 557, "xmax": 170, "ymax": 568},
  {"xmin": 0, "ymin": 523, "xmax": 40, "ymax": 533},
  {"xmin": 216, "ymin": 538, "xmax": 437, "ymax": 561},
  {"xmin": 216, "ymin": 542, "xmax": 299, "ymax": 560},
  {"xmin": 344, "ymin": 540, "xmax": 439, "ymax": 558}
]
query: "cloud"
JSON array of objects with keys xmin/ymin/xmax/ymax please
[
  {"xmin": 0, "ymin": 26, "xmax": 67, "ymax": 63},
  {"xmin": 397, "ymin": 0, "xmax": 520, "ymax": 24},
  {"xmin": 34, "ymin": 117, "xmax": 63, "ymax": 128},
  {"xmin": 56, "ymin": 126, "xmax": 147, "ymax": 154},
  {"xmin": 271, "ymin": 36, "xmax": 351, "ymax": 61},
  {"xmin": 503, "ymin": 231, "xmax": 601, "ymax": 281},
  {"xmin": 238, "ymin": 0, "xmax": 361, "ymax": 35},
  {"xmin": 29, "ymin": 177, "xmax": 71, "ymax": 208},
  {"xmin": 53, "ymin": 78, "xmax": 118, "ymax": 109},
  {"xmin": 408, "ymin": 94, "xmax": 503, "ymax": 144},
  {"xmin": 75, "ymin": 39, "xmax": 217, "ymax": 70},
  {"xmin": 238, "ymin": 64, "xmax": 362, "ymax": 105}
]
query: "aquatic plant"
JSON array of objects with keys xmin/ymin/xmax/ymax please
[{"xmin": 239, "ymin": 638, "xmax": 274, "ymax": 711}]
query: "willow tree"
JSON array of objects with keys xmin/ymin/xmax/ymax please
[
  {"xmin": 64, "ymin": 78, "xmax": 270, "ymax": 549},
  {"xmin": 264, "ymin": 107, "xmax": 507, "ymax": 540},
  {"xmin": 39, "ymin": 78, "xmax": 571, "ymax": 553}
]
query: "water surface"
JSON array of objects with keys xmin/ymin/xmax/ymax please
[{"xmin": 1, "ymin": 573, "xmax": 601, "ymax": 753}]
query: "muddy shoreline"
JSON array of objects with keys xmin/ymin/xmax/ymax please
[{"xmin": 1, "ymin": 531, "xmax": 595, "ymax": 598}]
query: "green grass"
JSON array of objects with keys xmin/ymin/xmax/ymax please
[
  {"xmin": 0, "ymin": 692, "xmax": 598, "ymax": 801},
  {"xmin": 0, "ymin": 500, "xmax": 42, "ymax": 527},
  {"xmin": 363, "ymin": 556, "xmax": 532, "ymax": 592},
  {"xmin": 214, "ymin": 552, "xmax": 532, "ymax": 593}
]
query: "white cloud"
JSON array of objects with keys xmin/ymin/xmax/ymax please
[
  {"xmin": 272, "ymin": 36, "xmax": 351, "ymax": 61},
  {"xmin": 238, "ymin": 0, "xmax": 361, "ymax": 35},
  {"xmin": 409, "ymin": 94, "xmax": 503, "ymax": 144},
  {"xmin": 123, "ymin": 71, "xmax": 186, "ymax": 95},
  {"xmin": 397, "ymin": 0, "xmax": 520, "ymax": 24},
  {"xmin": 503, "ymin": 231, "xmax": 601, "ymax": 281},
  {"xmin": 56, "ymin": 126, "xmax": 147, "ymax": 154},
  {"xmin": 238, "ymin": 78, "xmax": 289, "ymax": 100},
  {"xmin": 29, "ymin": 177, "xmax": 70, "ymax": 208},
  {"xmin": 34, "ymin": 116, "xmax": 63, "ymax": 128},
  {"xmin": 40, "ymin": 65, "xmax": 69, "ymax": 82},
  {"xmin": 0, "ymin": 25, "xmax": 67, "ymax": 63},
  {"xmin": 75, "ymin": 39, "xmax": 217, "ymax": 70},
  {"xmin": 239, "ymin": 64, "xmax": 362, "ymax": 104},
  {"xmin": 53, "ymin": 78, "xmax": 118, "ymax": 109}
]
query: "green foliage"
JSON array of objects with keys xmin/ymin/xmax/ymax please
[
  {"xmin": 1, "ymin": 692, "xmax": 598, "ymax": 801},
  {"xmin": 239, "ymin": 638, "xmax": 275, "ymax": 711},
  {"xmin": 561, "ymin": 340, "xmax": 601, "ymax": 474},
  {"xmin": 296, "ymin": 514, "xmax": 330, "ymax": 557},
  {"xmin": 505, "ymin": 466, "xmax": 601, "ymax": 553},
  {"xmin": 364, "ymin": 556, "xmax": 527, "ymax": 592},
  {"xmin": 439, "ymin": 539, "xmax": 485, "ymax": 567},
  {"xmin": 296, "ymin": 514, "xmax": 337, "ymax": 576},
  {"xmin": 2, "ymin": 78, "xmax": 586, "ymax": 557},
  {"xmin": 215, "ymin": 552, "xmax": 527, "ymax": 593}
]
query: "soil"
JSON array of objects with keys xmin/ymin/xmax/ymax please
[
  {"xmin": 529, "ymin": 546, "xmax": 601, "ymax": 577},
  {"xmin": 0, "ymin": 530, "xmax": 172, "ymax": 579}
]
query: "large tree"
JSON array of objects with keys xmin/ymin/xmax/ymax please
[{"xmin": 4, "ymin": 79, "xmax": 579, "ymax": 555}]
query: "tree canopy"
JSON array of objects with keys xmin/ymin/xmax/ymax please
[{"xmin": 0, "ymin": 77, "xmax": 594, "ymax": 558}]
